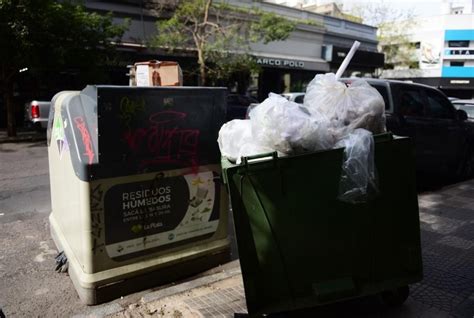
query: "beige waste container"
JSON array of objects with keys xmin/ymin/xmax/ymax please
[{"xmin": 48, "ymin": 86, "xmax": 230, "ymax": 304}]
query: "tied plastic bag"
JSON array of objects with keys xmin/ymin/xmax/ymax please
[
  {"xmin": 336, "ymin": 128, "xmax": 378, "ymax": 203},
  {"xmin": 217, "ymin": 119, "xmax": 273, "ymax": 164},
  {"xmin": 250, "ymin": 93, "xmax": 335, "ymax": 154},
  {"xmin": 304, "ymin": 73, "xmax": 386, "ymax": 138}
]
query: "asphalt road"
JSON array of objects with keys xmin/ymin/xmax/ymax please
[
  {"xmin": 0, "ymin": 140, "xmax": 238, "ymax": 317},
  {"xmin": 0, "ymin": 141, "xmax": 88, "ymax": 317},
  {"xmin": 1, "ymin": 141, "xmax": 473, "ymax": 317}
]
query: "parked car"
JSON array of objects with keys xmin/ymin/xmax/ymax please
[
  {"xmin": 341, "ymin": 78, "xmax": 474, "ymax": 180},
  {"xmin": 226, "ymin": 94, "xmax": 258, "ymax": 120},
  {"xmin": 452, "ymin": 99, "xmax": 474, "ymax": 120},
  {"xmin": 24, "ymin": 100, "xmax": 51, "ymax": 130},
  {"xmin": 282, "ymin": 92, "xmax": 305, "ymax": 104}
]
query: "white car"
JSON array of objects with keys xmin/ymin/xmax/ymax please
[{"xmin": 452, "ymin": 99, "xmax": 474, "ymax": 120}]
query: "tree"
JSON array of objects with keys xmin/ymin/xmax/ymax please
[
  {"xmin": 0, "ymin": 0, "xmax": 127, "ymax": 136},
  {"xmin": 344, "ymin": 1, "xmax": 418, "ymax": 71},
  {"xmin": 151, "ymin": 0, "xmax": 295, "ymax": 86}
]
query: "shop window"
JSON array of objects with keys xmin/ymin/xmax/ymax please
[
  {"xmin": 448, "ymin": 41, "xmax": 469, "ymax": 47},
  {"xmin": 450, "ymin": 61, "xmax": 464, "ymax": 67}
]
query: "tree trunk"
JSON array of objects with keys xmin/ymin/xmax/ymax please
[
  {"xmin": 197, "ymin": 47, "xmax": 206, "ymax": 86},
  {"xmin": 4, "ymin": 80, "xmax": 16, "ymax": 137},
  {"xmin": 199, "ymin": 63, "xmax": 206, "ymax": 86}
]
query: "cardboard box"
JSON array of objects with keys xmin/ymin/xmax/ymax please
[{"xmin": 132, "ymin": 60, "xmax": 183, "ymax": 87}]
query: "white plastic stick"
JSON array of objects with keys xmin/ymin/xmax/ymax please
[{"xmin": 335, "ymin": 41, "xmax": 360, "ymax": 79}]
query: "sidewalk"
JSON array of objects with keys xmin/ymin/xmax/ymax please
[
  {"xmin": 0, "ymin": 128, "xmax": 46, "ymax": 144},
  {"xmin": 78, "ymin": 179, "xmax": 474, "ymax": 318}
]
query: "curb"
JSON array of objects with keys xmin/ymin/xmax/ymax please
[
  {"xmin": 142, "ymin": 265, "xmax": 242, "ymax": 304},
  {"xmin": 79, "ymin": 262, "xmax": 242, "ymax": 318}
]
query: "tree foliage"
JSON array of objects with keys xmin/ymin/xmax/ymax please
[
  {"xmin": 345, "ymin": 1, "xmax": 418, "ymax": 70},
  {"xmin": 0, "ymin": 0, "xmax": 127, "ymax": 136},
  {"xmin": 151, "ymin": 0, "xmax": 295, "ymax": 86}
]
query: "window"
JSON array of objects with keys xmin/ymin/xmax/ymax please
[
  {"xmin": 415, "ymin": 42, "xmax": 421, "ymax": 49},
  {"xmin": 371, "ymin": 84, "xmax": 390, "ymax": 110},
  {"xmin": 398, "ymin": 86, "xmax": 424, "ymax": 116},
  {"xmin": 425, "ymin": 89, "xmax": 455, "ymax": 119},
  {"xmin": 450, "ymin": 61, "xmax": 464, "ymax": 67},
  {"xmin": 448, "ymin": 41, "xmax": 469, "ymax": 47}
]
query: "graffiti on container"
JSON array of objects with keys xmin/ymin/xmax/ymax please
[
  {"xmin": 90, "ymin": 183, "xmax": 105, "ymax": 254},
  {"xmin": 123, "ymin": 111, "xmax": 200, "ymax": 170},
  {"xmin": 119, "ymin": 96, "xmax": 146, "ymax": 128},
  {"xmin": 74, "ymin": 117, "xmax": 95, "ymax": 165}
]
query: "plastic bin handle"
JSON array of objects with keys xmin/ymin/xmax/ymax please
[{"xmin": 241, "ymin": 151, "xmax": 278, "ymax": 167}]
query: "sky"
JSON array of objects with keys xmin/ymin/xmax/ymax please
[{"xmin": 339, "ymin": 0, "xmax": 473, "ymax": 18}]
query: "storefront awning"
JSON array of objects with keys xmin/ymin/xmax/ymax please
[{"xmin": 323, "ymin": 45, "xmax": 384, "ymax": 68}]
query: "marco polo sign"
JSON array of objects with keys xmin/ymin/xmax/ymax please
[{"xmin": 256, "ymin": 57, "xmax": 305, "ymax": 68}]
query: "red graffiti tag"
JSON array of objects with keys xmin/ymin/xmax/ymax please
[
  {"xmin": 74, "ymin": 117, "xmax": 95, "ymax": 165},
  {"xmin": 123, "ymin": 111, "xmax": 200, "ymax": 170}
]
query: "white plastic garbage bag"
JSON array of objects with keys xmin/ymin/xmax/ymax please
[
  {"xmin": 336, "ymin": 128, "xmax": 378, "ymax": 203},
  {"xmin": 304, "ymin": 73, "xmax": 386, "ymax": 138},
  {"xmin": 217, "ymin": 119, "xmax": 273, "ymax": 164},
  {"xmin": 250, "ymin": 93, "xmax": 335, "ymax": 154}
]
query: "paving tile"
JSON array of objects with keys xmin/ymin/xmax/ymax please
[
  {"xmin": 455, "ymin": 189, "xmax": 474, "ymax": 199},
  {"xmin": 442, "ymin": 199, "xmax": 472, "ymax": 209},
  {"xmin": 184, "ymin": 286, "xmax": 247, "ymax": 317},
  {"xmin": 452, "ymin": 296, "xmax": 474, "ymax": 318},
  {"xmin": 455, "ymin": 222, "xmax": 474, "ymax": 241},
  {"xmin": 423, "ymin": 244, "xmax": 474, "ymax": 280},
  {"xmin": 419, "ymin": 193, "xmax": 453, "ymax": 203},
  {"xmin": 436, "ymin": 235, "xmax": 473, "ymax": 250},
  {"xmin": 419, "ymin": 212, "xmax": 467, "ymax": 235},
  {"xmin": 419, "ymin": 205, "xmax": 473, "ymax": 222},
  {"xmin": 410, "ymin": 284, "xmax": 466, "ymax": 313},
  {"xmin": 420, "ymin": 229, "xmax": 445, "ymax": 247},
  {"xmin": 415, "ymin": 265, "xmax": 474, "ymax": 298}
]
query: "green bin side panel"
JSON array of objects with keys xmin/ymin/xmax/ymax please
[{"xmin": 224, "ymin": 135, "xmax": 422, "ymax": 315}]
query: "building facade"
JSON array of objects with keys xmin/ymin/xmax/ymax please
[
  {"xmin": 85, "ymin": 0, "xmax": 383, "ymax": 100},
  {"xmin": 381, "ymin": 3, "xmax": 474, "ymax": 99}
]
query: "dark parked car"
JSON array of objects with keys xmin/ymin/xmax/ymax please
[
  {"xmin": 341, "ymin": 78, "xmax": 474, "ymax": 180},
  {"xmin": 226, "ymin": 94, "xmax": 258, "ymax": 120}
]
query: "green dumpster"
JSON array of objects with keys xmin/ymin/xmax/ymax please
[{"xmin": 222, "ymin": 133, "xmax": 423, "ymax": 316}]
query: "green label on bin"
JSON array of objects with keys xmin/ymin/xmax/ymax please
[{"xmin": 103, "ymin": 171, "xmax": 220, "ymax": 259}]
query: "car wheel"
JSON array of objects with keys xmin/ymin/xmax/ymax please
[{"xmin": 380, "ymin": 285, "xmax": 409, "ymax": 306}]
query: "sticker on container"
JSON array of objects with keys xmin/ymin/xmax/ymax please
[
  {"xmin": 53, "ymin": 115, "xmax": 69, "ymax": 159},
  {"xmin": 103, "ymin": 171, "xmax": 220, "ymax": 259}
]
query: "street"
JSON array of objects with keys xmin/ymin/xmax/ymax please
[{"xmin": 0, "ymin": 140, "xmax": 473, "ymax": 317}]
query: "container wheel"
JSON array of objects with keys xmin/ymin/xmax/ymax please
[{"xmin": 380, "ymin": 285, "xmax": 409, "ymax": 306}]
